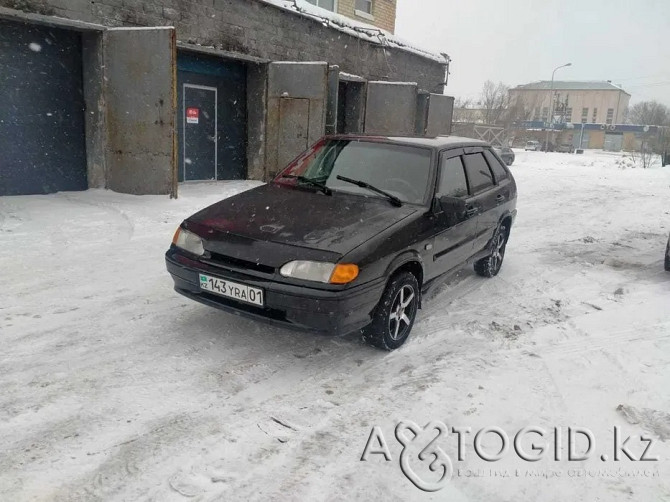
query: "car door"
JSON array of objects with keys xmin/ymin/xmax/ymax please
[
  {"xmin": 462, "ymin": 149, "xmax": 499, "ymax": 254},
  {"xmin": 432, "ymin": 149, "xmax": 480, "ymax": 275},
  {"xmin": 483, "ymin": 148, "xmax": 513, "ymax": 214}
]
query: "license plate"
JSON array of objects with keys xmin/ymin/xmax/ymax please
[{"xmin": 199, "ymin": 274, "xmax": 264, "ymax": 307}]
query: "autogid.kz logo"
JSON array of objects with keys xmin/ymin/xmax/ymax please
[{"xmin": 360, "ymin": 421, "xmax": 660, "ymax": 492}]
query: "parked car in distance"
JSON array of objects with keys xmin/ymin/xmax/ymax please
[
  {"xmin": 525, "ymin": 140, "xmax": 541, "ymax": 151},
  {"xmin": 166, "ymin": 135, "xmax": 517, "ymax": 350},
  {"xmin": 665, "ymin": 233, "xmax": 670, "ymax": 271},
  {"xmin": 556, "ymin": 143, "xmax": 574, "ymax": 153},
  {"xmin": 494, "ymin": 146, "xmax": 515, "ymax": 166}
]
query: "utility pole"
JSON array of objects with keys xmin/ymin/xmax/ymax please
[{"xmin": 544, "ymin": 63, "xmax": 572, "ymax": 152}]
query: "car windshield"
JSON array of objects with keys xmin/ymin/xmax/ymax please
[{"xmin": 275, "ymin": 139, "xmax": 432, "ymax": 205}]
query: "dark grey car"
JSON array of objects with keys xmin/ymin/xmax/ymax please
[
  {"xmin": 494, "ymin": 146, "xmax": 515, "ymax": 166},
  {"xmin": 167, "ymin": 135, "xmax": 518, "ymax": 350}
]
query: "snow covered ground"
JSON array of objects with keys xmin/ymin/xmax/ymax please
[{"xmin": 1, "ymin": 151, "xmax": 669, "ymax": 501}]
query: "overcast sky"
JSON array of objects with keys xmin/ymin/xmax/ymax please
[{"xmin": 395, "ymin": 0, "xmax": 670, "ymax": 106}]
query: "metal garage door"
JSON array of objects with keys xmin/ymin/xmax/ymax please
[
  {"xmin": 0, "ymin": 19, "xmax": 87, "ymax": 196},
  {"xmin": 604, "ymin": 132, "xmax": 623, "ymax": 152},
  {"xmin": 176, "ymin": 51, "xmax": 247, "ymax": 182}
]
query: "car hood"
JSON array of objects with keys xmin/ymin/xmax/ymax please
[{"xmin": 186, "ymin": 183, "xmax": 420, "ymax": 256}]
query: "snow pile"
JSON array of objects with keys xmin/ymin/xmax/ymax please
[
  {"xmin": 615, "ymin": 152, "xmax": 662, "ymax": 169},
  {"xmin": 258, "ymin": 0, "xmax": 449, "ymax": 64}
]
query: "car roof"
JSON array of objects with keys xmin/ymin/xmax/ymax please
[{"xmin": 326, "ymin": 134, "xmax": 490, "ymax": 151}]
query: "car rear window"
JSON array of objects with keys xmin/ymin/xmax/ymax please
[
  {"xmin": 483, "ymin": 150, "xmax": 509, "ymax": 182},
  {"xmin": 463, "ymin": 153, "xmax": 495, "ymax": 194}
]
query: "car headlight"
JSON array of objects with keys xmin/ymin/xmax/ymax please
[
  {"xmin": 280, "ymin": 261, "xmax": 359, "ymax": 284},
  {"xmin": 172, "ymin": 227, "xmax": 204, "ymax": 256}
]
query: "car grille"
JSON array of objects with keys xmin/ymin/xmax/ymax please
[{"xmin": 201, "ymin": 252, "xmax": 276, "ymax": 275}]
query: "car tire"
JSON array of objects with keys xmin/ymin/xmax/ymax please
[
  {"xmin": 363, "ymin": 271, "xmax": 420, "ymax": 351},
  {"xmin": 474, "ymin": 223, "xmax": 509, "ymax": 278}
]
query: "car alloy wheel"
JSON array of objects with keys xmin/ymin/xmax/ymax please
[
  {"xmin": 363, "ymin": 271, "xmax": 420, "ymax": 350},
  {"xmin": 474, "ymin": 224, "xmax": 509, "ymax": 278},
  {"xmin": 388, "ymin": 285, "xmax": 417, "ymax": 341},
  {"xmin": 490, "ymin": 230, "xmax": 506, "ymax": 274}
]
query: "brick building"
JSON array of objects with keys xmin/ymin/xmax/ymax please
[
  {"xmin": 0, "ymin": 0, "xmax": 453, "ymax": 196},
  {"xmin": 306, "ymin": 0, "xmax": 397, "ymax": 33}
]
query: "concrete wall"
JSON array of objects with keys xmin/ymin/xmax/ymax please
[
  {"xmin": 0, "ymin": 0, "xmax": 444, "ymax": 91},
  {"xmin": 246, "ymin": 62, "xmax": 268, "ymax": 181},
  {"xmin": 0, "ymin": 0, "xmax": 447, "ymax": 193},
  {"xmin": 81, "ymin": 31, "xmax": 106, "ymax": 188},
  {"xmin": 103, "ymin": 27, "xmax": 175, "ymax": 195},
  {"xmin": 365, "ymin": 81, "xmax": 417, "ymax": 135}
]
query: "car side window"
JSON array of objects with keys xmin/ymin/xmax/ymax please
[
  {"xmin": 437, "ymin": 154, "xmax": 468, "ymax": 198},
  {"xmin": 463, "ymin": 153, "xmax": 495, "ymax": 194},
  {"xmin": 483, "ymin": 150, "xmax": 509, "ymax": 183}
]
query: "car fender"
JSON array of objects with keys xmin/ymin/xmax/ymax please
[
  {"xmin": 383, "ymin": 251, "xmax": 426, "ymax": 307},
  {"xmin": 495, "ymin": 209, "xmax": 517, "ymax": 244}
]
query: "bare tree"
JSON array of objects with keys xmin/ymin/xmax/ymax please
[
  {"xmin": 629, "ymin": 140, "xmax": 657, "ymax": 168},
  {"xmin": 480, "ymin": 81, "xmax": 510, "ymax": 125},
  {"xmin": 627, "ymin": 101, "xmax": 669, "ymax": 126},
  {"xmin": 499, "ymin": 95, "xmax": 532, "ymax": 128},
  {"xmin": 453, "ymin": 97, "xmax": 480, "ymax": 123}
]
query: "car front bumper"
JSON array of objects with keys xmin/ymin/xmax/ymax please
[{"xmin": 165, "ymin": 250, "xmax": 385, "ymax": 336}]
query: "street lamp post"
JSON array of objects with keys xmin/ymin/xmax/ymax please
[{"xmin": 544, "ymin": 62, "xmax": 572, "ymax": 152}]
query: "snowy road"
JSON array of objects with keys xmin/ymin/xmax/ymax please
[{"xmin": 1, "ymin": 151, "xmax": 670, "ymax": 501}]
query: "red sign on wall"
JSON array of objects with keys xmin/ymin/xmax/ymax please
[{"xmin": 186, "ymin": 107, "xmax": 199, "ymax": 124}]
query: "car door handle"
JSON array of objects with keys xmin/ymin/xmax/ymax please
[
  {"xmin": 466, "ymin": 206, "xmax": 478, "ymax": 217},
  {"xmin": 496, "ymin": 194, "xmax": 506, "ymax": 203}
]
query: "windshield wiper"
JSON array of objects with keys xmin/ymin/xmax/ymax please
[
  {"xmin": 336, "ymin": 175, "xmax": 403, "ymax": 207},
  {"xmin": 279, "ymin": 175, "xmax": 332, "ymax": 195}
]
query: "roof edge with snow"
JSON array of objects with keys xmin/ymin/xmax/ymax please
[
  {"xmin": 513, "ymin": 80, "xmax": 630, "ymax": 95},
  {"xmin": 255, "ymin": 0, "xmax": 449, "ymax": 65}
]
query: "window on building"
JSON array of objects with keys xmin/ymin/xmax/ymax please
[
  {"xmin": 592, "ymin": 107, "xmax": 598, "ymax": 123},
  {"xmin": 581, "ymin": 107, "xmax": 588, "ymax": 124},
  {"xmin": 565, "ymin": 107, "xmax": 573, "ymax": 122},
  {"xmin": 355, "ymin": 0, "xmax": 373, "ymax": 15},
  {"xmin": 306, "ymin": 0, "xmax": 336, "ymax": 11},
  {"xmin": 606, "ymin": 108, "xmax": 614, "ymax": 125},
  {"xmin": 542, "ymin": 107, "xmax": 549, "ymax": 122}
]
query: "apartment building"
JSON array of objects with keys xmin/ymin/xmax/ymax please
[
  {"xmin": 306, "ymin": 0, "xmax": 396, "ymax": 33},
  {"xmin": 509, "ymin": 81, "xmax": 631, "ymax": 125}
]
